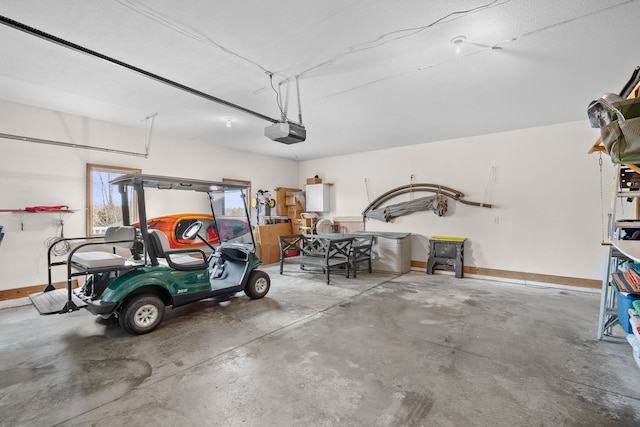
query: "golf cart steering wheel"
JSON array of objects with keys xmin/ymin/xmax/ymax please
[
  {"xmin": 181, "ymin": 220, "xmax": 218, "ymax": 254},
  {"xmin": 181, "ymin": 220, "xmax": 203, "ymax": 240}
]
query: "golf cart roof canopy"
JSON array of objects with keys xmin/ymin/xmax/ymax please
[{"xmin": 111, "ymin": 174, "xmax": 248, "ymax": 193}]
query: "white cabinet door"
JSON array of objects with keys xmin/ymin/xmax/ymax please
[{"xmin": 306, "ymin": 184, "xmax": 330, "ymax": 212}]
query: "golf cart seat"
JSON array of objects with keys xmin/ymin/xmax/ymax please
[
  {"xmin": 148, "ymin": 229, "xmax": 208, "ymax": 271},
  {"xmin": 70, "ymin": 226, "xmax": 137, "ymax": 271},
  {"xmin": 219, "ymin": 244, "xmax": 250, "ymax": 262}
]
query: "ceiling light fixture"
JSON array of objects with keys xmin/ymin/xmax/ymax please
[
  {"xmin": 450, "ymin": 35, "xmax": 466, "ymax": 55},
  {"xmin": 224, "ymin": 118, "xmax": 232, "ymax": 128}
]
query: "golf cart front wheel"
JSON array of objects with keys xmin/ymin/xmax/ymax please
[
  {"xmin": 245, "ymin": 270, "xmax": 270, "ymax": 299},
  {"xmin": 119, "ymin": 294, "xmax": 165, "ymax": 335}
]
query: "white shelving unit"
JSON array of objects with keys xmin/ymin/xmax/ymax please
[{"xmin": 597, "ymin": 167, "xmax": 640, "ymax": 347}]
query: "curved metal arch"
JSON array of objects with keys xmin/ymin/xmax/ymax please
[{"xmin": 362, "ymin": 183, "xmax": 492, "ymax": 220}]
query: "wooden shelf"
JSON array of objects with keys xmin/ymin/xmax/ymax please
[{"xmin": 0, "ymin": 209, "xmax": 75, "ymax": 231}]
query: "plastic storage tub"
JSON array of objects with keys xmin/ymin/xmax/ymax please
[
  {"xmin": 357, "ymin": 232, "xmax": 411, "ymax": 273},
  {"xmin": 614, "ymin": 287, "xmax": 640, "ymax": 333}
]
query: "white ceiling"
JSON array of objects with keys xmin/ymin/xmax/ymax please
[{"xmin": 0, "ymin": 0, "xmax": 638, "ymax": 160}]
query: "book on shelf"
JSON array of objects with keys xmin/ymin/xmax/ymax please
[{"xmin": 611, "ymin": 270, "xmax": 640, "ymax": 294}]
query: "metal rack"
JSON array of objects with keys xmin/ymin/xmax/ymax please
[
  {"xmin": 0, "ymin": 209, "xmax": 74, "ymax": 231},
  {"xmin": 598, "ymin": 245, "xmax": 628, "ymax": 339},
  {"xmin": 597, "ymin": 166, "xmax": 640, "ymax": 339}
]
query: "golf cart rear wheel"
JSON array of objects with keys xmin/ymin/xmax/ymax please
[
  {"xmin": 119, "ymin": 294, "xmax": 165, "ymax": 335},
  {"xmin": 245, "ymin": 270, "xmax": 270, "ymax": 299}
]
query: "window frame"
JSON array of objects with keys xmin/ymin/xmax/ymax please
[
  {"xmin": 86, "ymin": 163, "xmax": 141, "ymax": 236},
  {"xmin": 222, "ymin": 178, "xmax": 251, "ymax": 214}
]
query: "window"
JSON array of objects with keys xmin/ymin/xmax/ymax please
[
  {"xmin": 222, "ymin": 178, "xmax": 251, "ymax": 216},
  {"xmin": 221, "ymin": 178, "xmax": 252, "ymax": 243},
  {"xmin": 86, "ymin": 164, "xmax": 141, "ymax": 236}
]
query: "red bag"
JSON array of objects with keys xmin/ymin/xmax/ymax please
[{"xmin": 24, "ymin": 205, "xmax": 69, "ymax": 212}]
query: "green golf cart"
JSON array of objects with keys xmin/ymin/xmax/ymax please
[{"xmin": 29, "ymin": 174, "xmax": 270, "ymax": 335}]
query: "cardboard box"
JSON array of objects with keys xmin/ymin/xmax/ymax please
[
  {"xmin": 256, "ymin": 243, "xmax": 282, "ymax": 265},
  {"xmin": 255, "ymin": 222, "xmax": 292, "ymax": 264},
  {"xmin": 274, "ymin": 187, "xmax": 301, "ymax": 216},
  {"xmin": 306, "ymin": 177, "xmax": 322, "ymax": 184},
  {"xmin": 286, "ymin": 198, "xmax": 303, "ymax": 211},
  {"xmin": 255, "ymin": 223, "xmax": 292, "ymax": 245},
  {"xmin": 285, "ymin": 195, "xmax": 297, "ymax": 206},
  {"xmin": 287, "ymin": 206, "xmax": 303, "ymax": 218}
]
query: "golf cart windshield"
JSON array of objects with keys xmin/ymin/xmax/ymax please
[
  {"xmin": 209, "ymin": 187, "xmax": 252, "ymax": 244},
  {"xmin": 110, "ymin": 174, "xmax": 255, "ymax": 248}
]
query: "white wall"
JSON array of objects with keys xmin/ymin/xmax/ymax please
[
  {"xmin": 0, "ymin": 100, "xmax": 299, "ymax": 291},
  {"xmin": 300, "ymin": 121, "xmax": 616, "ymax": 281},
  {"xmin": 0, "ymin": 98, "xmax": 622, "ymax": 289}
]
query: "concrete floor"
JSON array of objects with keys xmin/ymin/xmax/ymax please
[{"xmin": 1, "ymin": 266, "xmax": 639, "ymax": 426}]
